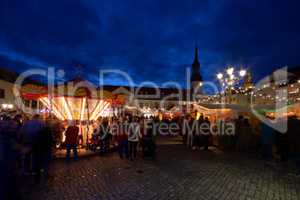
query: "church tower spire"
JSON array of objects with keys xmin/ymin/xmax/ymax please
[
  {"xmin": 193, "ymin": 44, "xmax": 199, "ymax": 64},
  {"xmin": 191, "ymin": 44, "xmax": 201, "ymax": 79},
  {"xmin": 190, "ymin": 44, "xmax": 203, "ymax": 96}
]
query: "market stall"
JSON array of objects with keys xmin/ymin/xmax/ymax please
[
  {"xmin": 263, "ymin": 103, "xmax": 300, "ymax": 119},
  {"xmin": 192, "ymin": 103, "xmax": 236, "ymax": 122}
]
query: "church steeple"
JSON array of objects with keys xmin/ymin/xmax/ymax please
[
  {"xmin": 193, "ymin": 45, "xmax": 199, "ymax": 64},
  {"xmin": 190, "ymin": 44, "xmax": 203, "ymax": 95},
  {"xmin": 191, "ymin": 45, "xmax": 202, "ymax": 82}
]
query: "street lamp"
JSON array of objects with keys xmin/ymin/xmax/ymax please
[
  {"xmin": 217, "ymin": 68, "xmax": 247, "ymax": 85},
  {"xmin": 217, "ymin": 73, "xmax": 223, "ymax": 80},
  {"xmin": 226, "ymin": 67, "xmax": 234, "ymax": 75},
  {"xmin": 216, "ymin": 67, "xmax": 247, "ymax": 104},
  {"xmin": 239, "ymin": 69, "xmax": 247, "ymax": 77}
]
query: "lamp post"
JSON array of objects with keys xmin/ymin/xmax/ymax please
[{"xmin": 217, "ymin": 67, "xmax": 247, "ymax": 104}]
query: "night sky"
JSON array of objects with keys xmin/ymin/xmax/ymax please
[{"xmin": 0, "ymin": 0, "xmax": 299, "ymax": 88}]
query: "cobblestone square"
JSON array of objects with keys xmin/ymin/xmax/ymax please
[{"xmin": 22, "ymin": 139, "xmax": 300, "ymax": 200}]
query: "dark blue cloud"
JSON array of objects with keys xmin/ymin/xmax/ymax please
[{"xmin": 0, "ymin": 0, "xmax": 300, "ymax": 88}]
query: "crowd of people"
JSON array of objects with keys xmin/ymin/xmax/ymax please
[
  {"xmin": 0, "ymin": 114, "xmax": 60, "ymax": 199},
  {"xmin": 259, "ymin": 115, "xmax": 300, "ymax": 166},
  {"xmin": 90, "ymin": 113, "xmax": 300, "ymax": 170},
  {"xmin": 182, "ymin": 115, "xmax": 211, "ymax": 151},
  {"xmin": 1, "ymin": 112, "xmax": 300, "ymax": 199},
  {"xmin": 179, "ymin": 113, "xmax": 300, "ymax": 169},
  {"xmin": 90, "ymin": 116, "xmax": 157, "ymax": 161}
]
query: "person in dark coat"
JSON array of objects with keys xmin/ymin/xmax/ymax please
[
  {"xmin": 287, "ymin": 116, "xmax": 300, "ymax": 174},
  {"xmin": 32, "ymin": 119, "xmax": 54, "ymax": 183},
  {"xmin": 142, "ymin": 121, "xmax": 156, "ymax": 159},
  {"xmin": 0, "ymin": 115, "xmax": 22, "ymax": 199},
  {"xmin": 65, "ymin": 122, "xmax": 79, "ymax": 160},
  {"xmin": 99, "ymin": 120, "xmax": 110, "ymax": 154},
  {"xmin": 127, "ymin": 117, "xmax": 140, "ymax": 161},
  {"xmin": 285, "ymin": 116, "xmax": 300, "ymax": 165},
  {"xmin": 260, "ymin": 118, "xmax": 276, "ymax": 162},
  {"xmin": 236, "ymin": 118, "xmax": 253, "ymax": 152},
  {"xmin": 117, "ymin": 120, "xmax": 129, "ymax": 159},
  {"xmin": 204, "ymin": 117, "xmax": 211, "ymax": 150},
  {"xmin": 20, "ymin": 114, "xmax": 45, "ymax": 174}
]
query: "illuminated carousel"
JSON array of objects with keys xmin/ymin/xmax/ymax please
[{"xmin": 20, "ymin": 78, "xmax": 125, "ymax": 145}]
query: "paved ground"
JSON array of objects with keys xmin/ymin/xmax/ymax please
[{"xmin": 22, "ymin": 137, "xmax": 300, "ymax": 200}]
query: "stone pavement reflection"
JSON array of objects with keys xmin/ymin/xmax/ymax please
[{"xmin": 22, "ymin": 137, "xmax": 300, "ymax": 200}]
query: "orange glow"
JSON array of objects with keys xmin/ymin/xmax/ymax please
[
  {"xmin": 93, "ymin": 102, "xmax": 110, "ymax": 120},
  {"xmin": 40, "ymin": 97, "xmax": 110, "ymax": 121},
  {"xmin": 63, "ymin": 97, "xmax": 73, "ymax": 120},
  {"xmin": 40, "ymin": 97, "xmax": 65, "ymax": 120},
  {"xmin": 80, "ymin": 97, "xmax": 86, "ymax": 121},
  {"xmin": 90, "ymin": 100, "xmax": 108, "ymax": 120},
  {"xmin": 91, "ymin": 101, "xmax": 109, "ymax": 120}
]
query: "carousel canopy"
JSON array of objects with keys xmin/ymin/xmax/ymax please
[{"xmin": 19, "ymin": 80, "xmax": 126, "ymax": 121}]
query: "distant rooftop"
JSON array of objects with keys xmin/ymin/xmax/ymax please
[{"xmin": 0, "ymin": 67, "xmax": 42, "ymax": 85}]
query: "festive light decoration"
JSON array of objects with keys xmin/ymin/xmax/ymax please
[
  {"xmin": 1, "ymin": 103, "xmax": 14, "ymax": 109},
  {"xmin": 80, "ymin": 97, "xmax": 86, "ymax": 121},
  {"xmin": 40, "ymin": 96, "xmax": 110, "ymax": 121},
  {"xmin": 217, "ymin": 73, "xmax": 223, "ymax": 80},
  {"xmin": 226, "ymin": 67, "xmax": 234, "ymax": 75},
  {"xmin": 40, "ymin": 97, "xmax": 65, "ymax": 120},
  {"xmin": 216, "ymin": 67, "xmax": 249, "ymax": 104},
  {"xmin": 239, "ymin": 69, "xmax": 247, "ymax": 77}
]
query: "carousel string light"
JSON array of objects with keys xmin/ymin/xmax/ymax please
[
  {"xmin": 90, "ymin": 100, "xmax": 107, "ymax": 120},
  {"xmin": 92, "ymin": 101, "xmax": 110, "ymax": 120},
  {"xmin": 91, "ymin": 101, "xmax": 106, "ymax": 121},
  {"xmin": 40, "ymin": 96, "xmax": 110, "ymax": 121},
  {"xmin": 93, "ymin": 102, "xmax": 110, "ymax": 120},
  {"xmin": 63, "ymin": 97, "xmax": 73, "ymax": 120},
  {"xmin": 80, "ymin": 97, "xmax": 86, "ymax": 121},
  {"xmin": 40, "ymin": 97, "xmax": 65, "ymax": 120}
]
